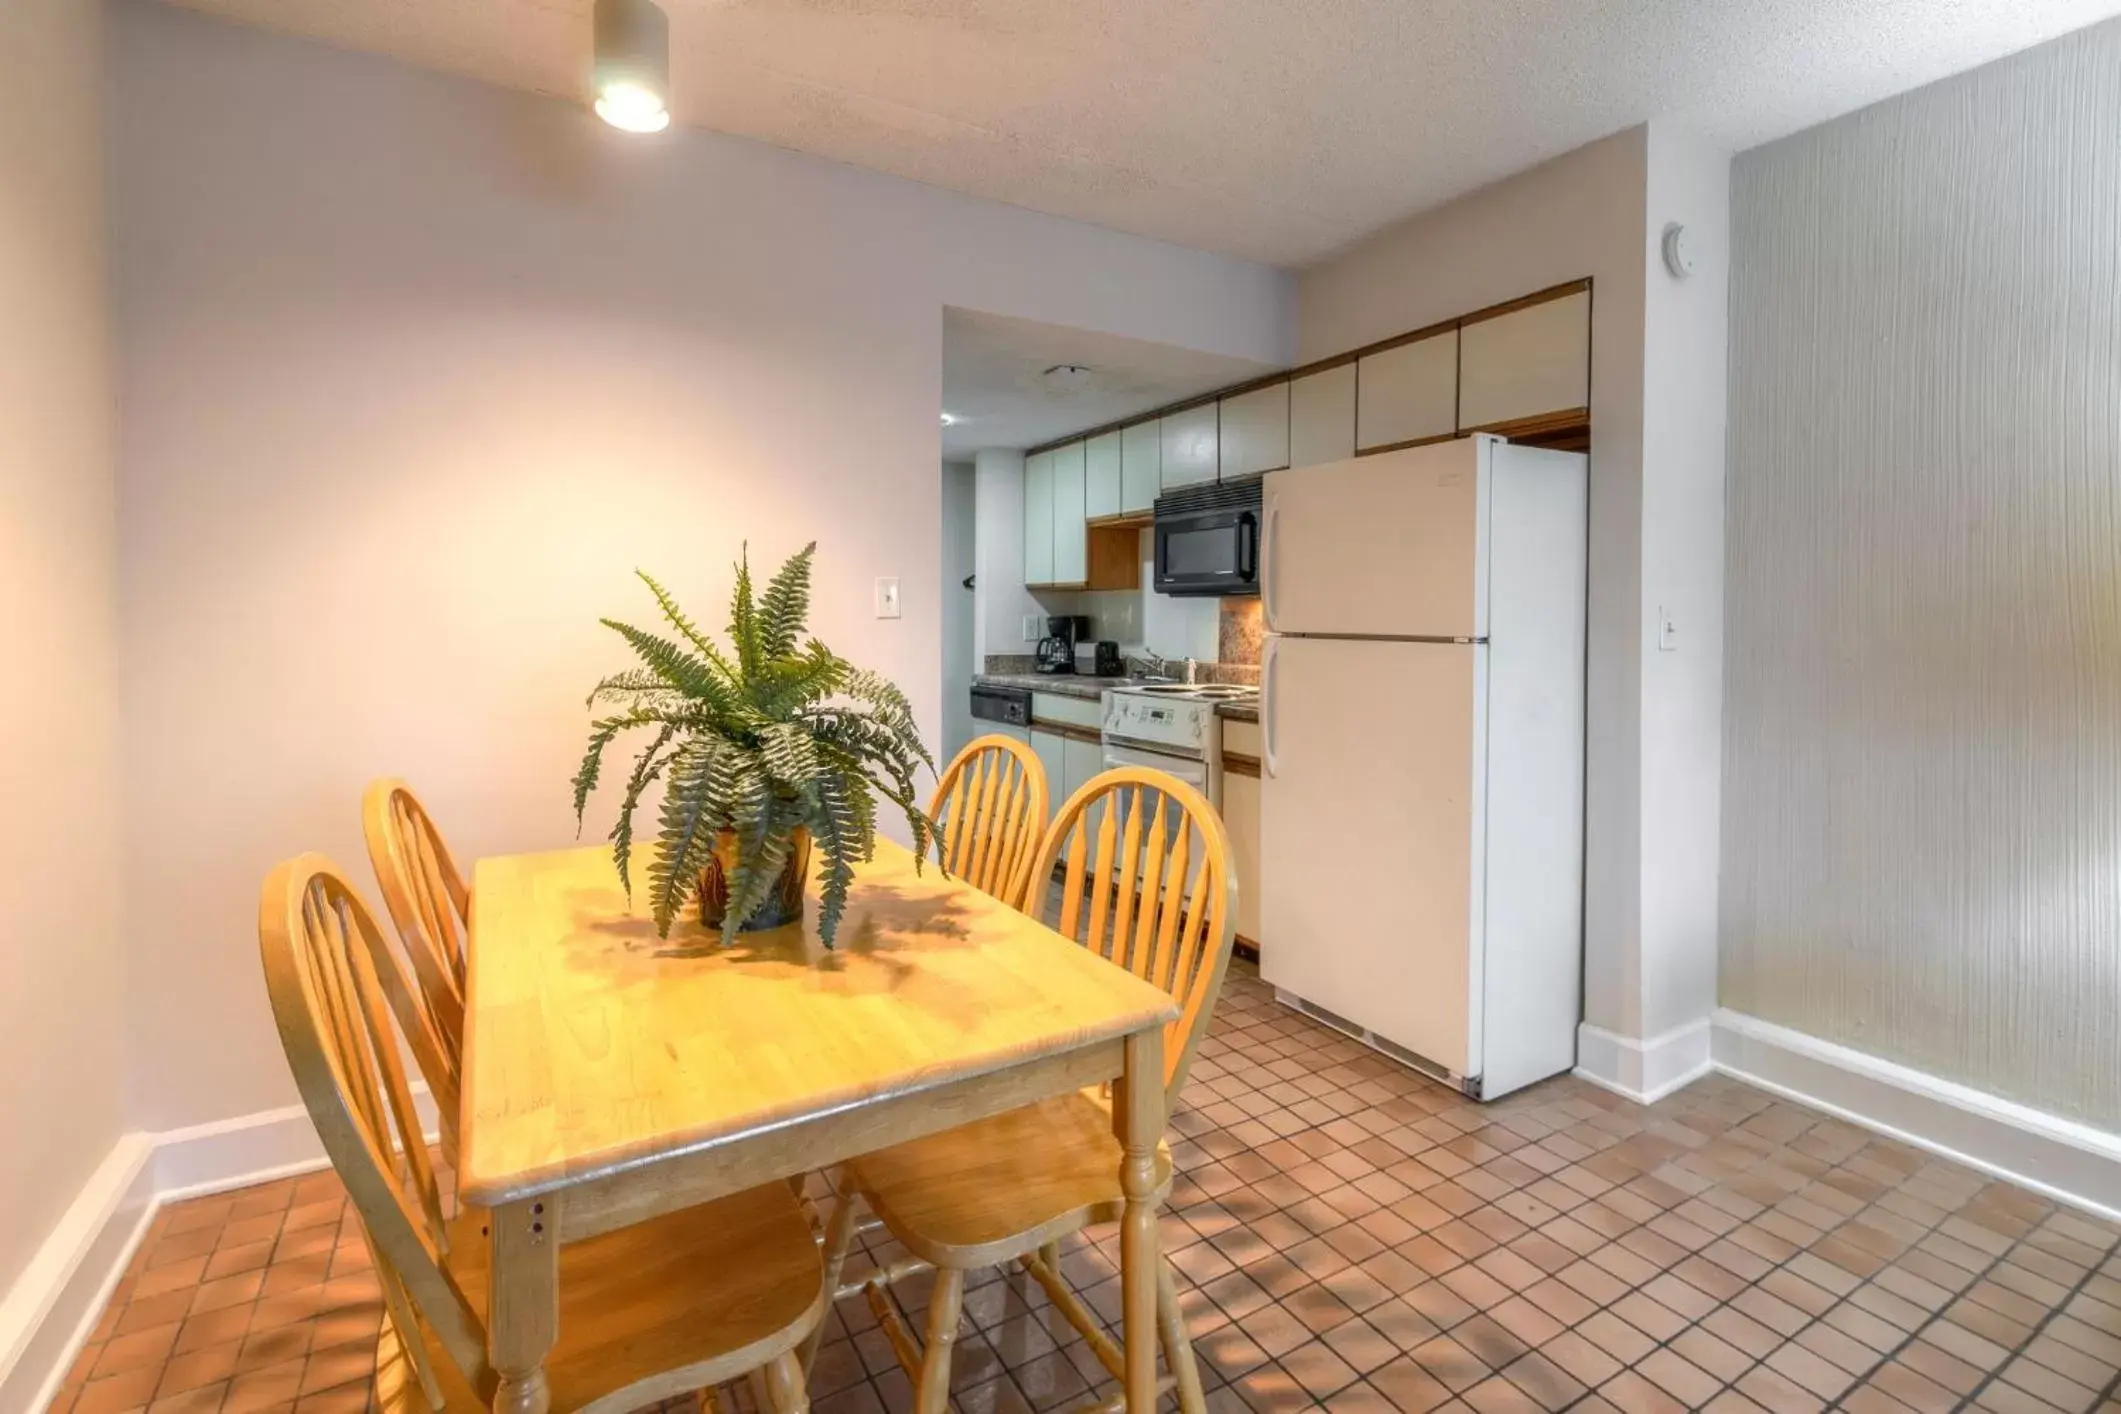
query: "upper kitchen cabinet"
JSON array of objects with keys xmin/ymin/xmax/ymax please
[
  {"xmin": 1050, "ymin": 440, "xmax": 1087, "ymax": 585},
  {"xmin": 1084, "ymin": 431, "xmax": 1122, "ymax": 520},
  {"xmin": 1159, "ymin": 402, "xmax": 1219, "ymax": 489},
  {"xmin": 1289, "ymin": 363, "xmax": 1356, "ymax": 469},
  {"xmin": 1120, "ymin": 420, "xmax": 1160, "ymax": 512},
  {"xmin": 1218, "ymin": 382, "xmax": 1290, "ymax": 480},
  {"xmin": 1458, "ymin": 287, "xmax": 1590, "ymax": 432},
  {"xmin": 1023, "ymin": 450, "xmax": 1055, "ymax": 585},
  {"xmin": 1356, "ymin": 328, "xmax": 1458, "ymax": 452}
]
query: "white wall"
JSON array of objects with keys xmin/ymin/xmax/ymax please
[
  {"xmin": 939, "ymin": 461, "xmax": 976, "ymax": 756},
  {"xmin": 1637, "ymin": 128, "xmax": 1731, "ymax": 1044},
  {"xmin": 0, "ymin": 0, "xmax": 125, "ymax": 1300},
  {"xmin": 1723, "ymin": 17, "xmax": 2121, "ymax": 1127},
  {"xmin": 112, "ymin": 0, "xmax": 1293, "ymax": 1133},
  {"xmin": 1300, "ymin": 128, "xmax": 1655, "ymax": 1048},
  {"xmin": 1300, "ymin": 125, "xmax": 1731, "ymax": 1076}
]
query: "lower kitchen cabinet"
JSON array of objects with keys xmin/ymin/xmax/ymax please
[
  {"xmin": 1061, "ymin": 733, "xmax": 1103, "ymax": 808},
  {"xmin": 1221, "ymin": 765, "xmax": 1262, "ymax": 949},
  {"xmin": 1030, "ymin": 728, "xmax": 1067, "ymax": 817}
]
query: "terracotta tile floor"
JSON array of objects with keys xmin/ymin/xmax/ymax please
[{"xmin": 55, "ymin": 966, "xmax": 2121, "ymax": 1414}]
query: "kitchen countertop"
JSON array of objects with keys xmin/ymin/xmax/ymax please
[
  {"xmin": 973, "ymin": 671, "xmax": 1130, "ymax": 701},
  {"xmin": 973, "ymin": 672, "xmax": 1259, "ymax": 720}
]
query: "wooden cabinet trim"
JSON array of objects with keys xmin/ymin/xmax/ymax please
[
  {"xmin": 1355, "ymin": 430, "xmax": 1460, "ymax": 458},
  {"xmin": 1454, "ymin": 278, "xmax": 1591, "ymax": 329},
  {"xmin": 1022, "ymin": 278, "xmax": 1592, "ymax": 457},
  {"xmin": 1029, "ymin": 718, "xmax": 1104, "ymax": 745},
  {"xmin": 1222, "ymin": 753, "xmax": 1261, "ymax": 778},
  {"xmin": 1461, "ymin": 406, "xmax": 1592, "ymax": 441}
]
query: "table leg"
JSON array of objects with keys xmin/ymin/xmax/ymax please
[
  {"xmin": 1113, "ymin": 1028, "xmax": 1164, "ymax": 1413},
  {"xmin": 488, "ymin": 1199, "xmax": 558, "ymax": 1414}
]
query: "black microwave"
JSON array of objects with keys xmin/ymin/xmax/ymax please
[{"xmin": 1152, "ymin": 480, "xmax": 1262, "ymax": 596}]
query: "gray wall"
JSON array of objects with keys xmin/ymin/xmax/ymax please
[{"xmin": 1723, "ymin": 19, "xmax": 2121, "ymax": 1125}]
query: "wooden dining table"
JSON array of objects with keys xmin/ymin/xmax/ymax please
[{"xmin": 456, "ymin": 837, "xmax": 1182, "ymax": 1414}]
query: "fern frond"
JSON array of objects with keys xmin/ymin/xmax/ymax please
[
  {"xmin": 755, "ymin": 541, "xmax": 816, "ymax": 661},
  {"xmin": 636, "ymin": 571, "xmax": 742, "ymax": 682},
  {"xmin": 728, "ymin": 545, "xmax": 761, "ymax": 685},
  {"xmin": 806, "ymin": 774, "xmax": 863, "ymax": 944},
  {"xmin": 586, "ymin": 668, "xmax": 681, "ymax": 708},
  {"xmin": 747, "ymin": 640, "xmax": 845, "ymax": 719},
  {"xmin": 610, "ymin": 722, "xmax": 680, "ymax": 896},
  {"xmin": 758, "ymin": 722, "xmax": 823, "ymax": 792},
  {"xmin": 601, "ymin": 619, "xmax": 747, "ymax": 723},
  {"xmin": 648, "ymin": 740, "xmax": 728, "ymax": 935},
  {"xmin": 572, "ymin": 706, "xmax": 670, "ymax": 826}
]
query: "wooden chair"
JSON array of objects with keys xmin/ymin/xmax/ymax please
[
  {"xmin": 814, "ymin": 767, "xmax": 1237, "ymax": 1414},
  {"xmin": 361, "ymin": 779, "xmax": 469, "ymax": 1164},
  {"xmin": 259, "ymin": 856, "xmax": 824, "ymax": 1414},
  {"xmin": 928, "ymin": 734, "xmax": 1049, "ymax": 911}
]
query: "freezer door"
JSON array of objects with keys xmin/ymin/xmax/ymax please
[
  {"xmin": 1261, "ymin": 439, "xmax": 1488, "ymax": 639},
  {"xmin": 1258, "ymin": 635, "xmax": 1484, "ymax": 1076}
]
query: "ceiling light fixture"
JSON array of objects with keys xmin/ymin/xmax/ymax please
[
  {"xmin": 593, "ymin": 0, "xmax": 671, "ymax": 134},
  {"xmin": 1042, "ymin": 364, "xmax": 1096, "ymax": 396}
]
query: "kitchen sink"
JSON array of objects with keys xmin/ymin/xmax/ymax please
[{"xmin": 1132, "ymin": 682, "xmax": 1257, "ymax": 699}]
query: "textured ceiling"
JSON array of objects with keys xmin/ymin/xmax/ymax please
[
  {"xmin": 161, "ymin": 0, "xmax": 2121, "ymax": 265},
  {"xmin": 941, "ymin": 308, "xmax": 1275, "ymax": 456}
]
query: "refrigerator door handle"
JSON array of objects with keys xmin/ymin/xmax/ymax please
[
  {"xmin": 1262, "ymin": 494, "xmax": 1282, "ymax": 630},
  {"xmin": 1261, "ymin": 638, "xmax": 1280, "ymax": 778}
]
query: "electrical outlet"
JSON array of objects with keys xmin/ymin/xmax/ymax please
[
  {"xmin": 1022, "ymin": 614, "xmax": 1041, "ymax": 643},
  {"xmin": 873, "ymin": 577, "xmax": 900, "ymax": 619},
  {"xmin": 1656, "ymin": 607, "xmax": 1678, "ymax": 652}
]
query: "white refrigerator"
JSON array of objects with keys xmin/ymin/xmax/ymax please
[{"xmin": 1258, "ymin": 436, "xmax": 1586, "ymax": 1101}]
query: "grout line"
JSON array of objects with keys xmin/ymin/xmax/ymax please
[{"xmin": 1945, "ymin": 1230, "xmax": 2121, "ymax": 1414}]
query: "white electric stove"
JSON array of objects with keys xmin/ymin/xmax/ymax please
[{"xmin": 1099, "ymin": 682, "xmax": 1258, "ymax": 806}]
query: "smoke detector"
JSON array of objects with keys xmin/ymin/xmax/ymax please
[{"xmin": 1042, "ymin": 364, "xmax": 1097, "ymax": 395}]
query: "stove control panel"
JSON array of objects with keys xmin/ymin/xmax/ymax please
[{"xmin": 1102, "ymin": 692, "xmax": 1212, "ymax": 752}]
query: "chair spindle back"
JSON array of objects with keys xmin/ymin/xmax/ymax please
[
  {"xmin": 1026, "ymin": 766, "xmax": 1238, "ymax": 1102},
  {"xmin": 929, "ymin": 734, "xmax": 1049, "ymax": 911},
  {"xmin": 258, "ymin": 856, "xmax": 487, "ymax": 1392}
]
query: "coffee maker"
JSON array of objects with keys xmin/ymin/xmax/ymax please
[{"xmin": 1035, "ymin": 616, "xmax": 1089, "ymax": 674}]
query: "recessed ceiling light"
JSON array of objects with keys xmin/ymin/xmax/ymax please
[
  {"xmin": 940, "ymin": 412, "xmax": 960, "ymax": 426},
  {"xmin": 593, "ymin": 0, "xmax": 671, "ymax": 134}
]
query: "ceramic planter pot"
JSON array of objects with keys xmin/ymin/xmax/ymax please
[{"xmin": 698, "ymin": 826, "xmax": 811, "ymax": 936}]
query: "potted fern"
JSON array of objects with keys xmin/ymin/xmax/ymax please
[{"xmin": 571, "ymin": 543, "xmax": 938, "ymax": 947}]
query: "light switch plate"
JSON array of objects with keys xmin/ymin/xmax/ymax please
[
  {"xmin": 1656, "ymin": 607, "xmax": 1678, "ymax": 652},
  {"xmin": 1022, "ymin": 614, "xmax": 1041, "ymax": 643},
  {"xmin": 874, "ymin": 577, "xmax": 901, "ymax": 619}
]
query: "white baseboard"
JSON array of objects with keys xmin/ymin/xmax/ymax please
[
  {"xmin": 1574, "ymin": 1017, "xmax": 1712, "ymax": 1104},
  {"xmin": 0, "ymin": 1086, "xmax": 437, "ymax": 1414},
  {"xmin": 0, "ymin": 1137, "xmax": 155, "ymax": 1414},
  {"xmin": 1712, "ymin": 1009, "xmax": 2121, "ymax": 1222}
]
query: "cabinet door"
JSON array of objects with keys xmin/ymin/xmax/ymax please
[
  {"xmin": 1062, "ymin": 734, "xmax": 1103, "ymax": 807},
  {"xmin": 1218, "ymin": 382, "xmax": 1290, "ymax": 480},
  {"xmin": 1030, "ymin": 729, "xmax": 1068, "ymax": 823},
  {"xmin": 1355, "ymin": 329, "xmax": 1457, "ymax": 452},
  {"xmin": 1051, "ymin": 441, "xmax": 1087, "ymax": 585},
  {"xmin": 1084, "ymin": 431, "xmax": 1122, "ymax": 519},
  {"xmin": 1159, "ymin": 403, "xmax": 1219, "ymax": 489},
  {"xmin": 1121, "ymin": 420, "xmax": 1161, "ymax": 512},
  {"xmin": 1023, "ymin": 451, "xmax": 1054, "ymax": 585},
  {"xmin": 1289, "ymin": 364, "xmax": 1356, "ymax": 468},
  {"xmin": 1221, "ymin": 768, "xmax": 1262, "ymax": 947},
  {"xmin": 1458, "ymin": 289, "xmax": 1590, "ymax": 430}
]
